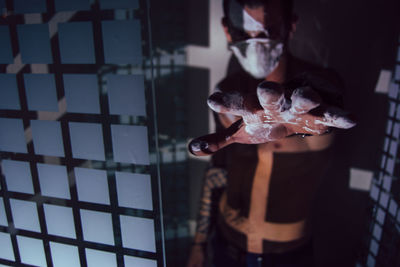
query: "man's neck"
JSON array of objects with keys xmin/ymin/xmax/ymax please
[{"xmin": 265, "ymin": 53, "xmax": 288, "ymax": 83}]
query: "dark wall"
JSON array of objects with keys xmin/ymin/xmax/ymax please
[{"xmin": 291, "ymin": 0, "xmax": 400, "ymax": 266}]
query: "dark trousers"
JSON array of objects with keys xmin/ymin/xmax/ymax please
[{"xmin": 212, "ymin": 231, "xmax": 315, "ymax": 267}]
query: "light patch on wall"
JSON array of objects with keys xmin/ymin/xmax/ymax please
[
  {"xmin": 349, "ymin": 167, "xmax": 373, "ymax": 191},
  {"xmin": 375, "ymin": 69, "xmax": 392, "ymax": 94}
]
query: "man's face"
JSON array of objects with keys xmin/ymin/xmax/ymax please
[{"xmin": 222, "ymin": 1, "xmax": 292, "ymax": 79}]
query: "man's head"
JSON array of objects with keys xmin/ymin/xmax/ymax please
[
  {"xmin": 221, "ymin": 0, "xmax": 296, "ymax": 79},
  {"xmin": 222, "ymin": 0, "xmax": 295, "ymax": 43}
]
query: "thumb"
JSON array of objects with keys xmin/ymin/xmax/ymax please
[{"xmin": 188, "ymin": 119, "xmax": 243, "ymax": 156}]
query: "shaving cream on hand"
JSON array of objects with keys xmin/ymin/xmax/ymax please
[{"xmin": 189, "ymin": 81, "xmax": 356, "ymax": 156}]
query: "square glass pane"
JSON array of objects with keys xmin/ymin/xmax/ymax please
[
  {"xmin": 116, "ymin": 172, "xmax": 153, "ymax": 210},
  {"xmin": 389, "ymin": 199, "xmax": 397, "ymax": 216},
  {"xmin": 389, "ymin": 141, "xmax": 398, "ymax": 156},
  {"xmin": 102, "ymin": 20, "xmax": 142, "ymax": 64},
  {"xmin": 373, "ymin": 224, "xmax": 382, "ymax": 240},
  {"xmin": 10, "ymin": 199, "xmax": 40, "ymax": 232},
  {"xmin": 0, "ymin": 26, "xmax": 13, "ymax": 63},
  {"xmin": 0, "ymin": 74, "xmax": 20, "ymax": 110},
  {"xmin": 397, "ymin": 105, "xmax": 400, "ymax": 120},
  {"xmin": 24, "ymin": 74, "xmax": 58, "ymax": 111},
  {"xmin": 64, "ymin": 74, "xmax": 100, "ymax": 114},
  {"xmin": 396, "ymin": 65, "xmax": 400, "ymax": 81},
  {"xmin": 31, "ymin": 120, "xmax": 65, "ymax": 157},
  {"xmin": 124, "ymin": 256, "xmax": 157, "ymax": 267},
  {"xmin": 37, "ymin": 163, "xmax": 70, "ymax": 199},
  {"xmin": 386, "ymin": 157, "xmax": 395, "ymax": 174},
  {"xmin": 0, "ymin": 118, "xmax": 27, "ymax": 153},
  {"xmin": 107, "ymin": 75, "xmax": 146, "ymax": 116},
  {"xmin": 44, "ymin": 204, "xmax": 76, "ymax": 238},
  {"xmin": 0, "ymin": 198, "xmax": 7, "ymax": 226},
  {"xmin": 111, "ymin": 125, "xmax": 149, "ymax": 165},
  {"xmin": 75, "ymin": 167, "xmax": 110, "ymax": 205},
  {"xmin": 69, "ymin": 122, "xmax": 105, "ymax": 161},
  {"xmin": 50, "ymin": 242, "xmax": 80, "ymax": 267},
  {"xmin": 80, "ymin": 209, "xmax": 114, "ymax": 245},
  {"xmin": 394, "ymin": 123, "xmax": 400, "ymax": 138},
  {"xmin": 389, "ymin": 82, "xmax": 398, "ymax": 99},
  {"xmin": 14, "ymin": 0, "xmax": 46, "ymax": 14},
  {"xmin": 2, "ymin": 159, "xmax": 34, "ymax": 194},
  {"xmin": 85, "ymin": 249, "xmax": 117, "ymax": 267},
  {"xmin": 367, "ymin": 255, "xmax": 375, "ymax": 267},
  {"xmin": 17, "ymin": 24, "xmax": 52, "ymax": 63},
  {"xmin": 370, "ymin": 239, "xmax": 379, "ymax": 256},
  {"xmin": 17, "ymin": 236, "xmax": 46, "ymax": 266},
  {"xmin": 54, "ymin": 0, "xmax": 90, "ymax": 12},
  {"xmin": 383, "ymin": 175, "xmax": 392, "ymax": 191},
  {"xmin": 376, "ymin": 208, "xmax": 385, "ymax": 225},
  {"xmin": 120, "ymin": 215, "xmax": 156, "ymax": 252},
  {"xmin": 99, "ymin": 0, "xmax": 138, "ymax": 9},
  {"xmin": 0, "ymin": 233, "xmax": 15, "ymax": 261},
  {"xmin": 58, "ymin": 22, "xmax": 95, "ymax": 64}
]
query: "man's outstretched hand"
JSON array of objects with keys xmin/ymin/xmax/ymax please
[{"xmin": 188, "ymin": 81, "xmax": 356, "ymax": 156}]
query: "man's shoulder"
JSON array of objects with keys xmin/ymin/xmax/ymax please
[{"xmin": 288, "ymin": 56, "xmax": 344, "ymax": 88}]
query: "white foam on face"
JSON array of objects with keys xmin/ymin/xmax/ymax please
[
  {"xmin": 230, "ymin": 40, "xmax": 283, "ymax": 79},
  {"xmin": 242, "ymin": 9, "xmax": 268, "ymax": 34}
]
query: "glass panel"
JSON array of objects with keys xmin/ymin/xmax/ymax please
[
  {"xmin": 50, "ymin": 242, "xmax": 80, "ymax": 267},
  {"xmin": 10, "ymin": 199, "xmax": 40, "ymax": 232},
  {"xmin": 58, "ymin": 22, "xmax": 96, "ymax": 64},
  {"xmin": 80, "ymin": 209, "xmax": 114, "ymax": 245},
  {"xmin": 0, "ymin": 74, "xmax": 20, "ymax": 110},
  {"xmin": 2, "ymin": 160, "xmax": 34, "ymax": 194},
  {"xmin": 17, "ymin": 236, "xmax": 46, "ymax": 266},
  {"xmin": 0, "ymin": 27, "xmax": 13, "ymax": 64},
  {"xmin": 64, "ymin": 74, "xmax": 100, "ymax": 114},
  {"xmin": 0, "ymin": 1, "xmax": 165, "ymax": 266},
  {"xmin": 24, "ymin": 74, "xmax": 58, "ymax": 111},
  {"xmin": 17, "ymin": 24, "xmax": 52, "ymax": 63},
  {"xmin": 85, "ymin": 248, "xmax": 117, "ymax": 267},
  {"xmin": 43, "ymin": 204, "xmax": 76, "ymax": 239}
]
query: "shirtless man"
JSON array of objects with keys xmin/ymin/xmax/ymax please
[{"xmin": 187, "ymin": 0, "xmax": 355, "ymax": 266}]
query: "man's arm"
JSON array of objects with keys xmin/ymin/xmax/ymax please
[{"xmin": 186, "ymin": 168, "xmax": 227, "ymax": 267}]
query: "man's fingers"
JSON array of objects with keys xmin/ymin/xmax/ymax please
[
  {"xmin": 316, "ymin": 107, "xmax": 357, "ymax": 129},
  {"xmin": 289, "ymin": 86, "xmax": 321, "ymax": 114},
  {"xmin": 188, "ymin": 119, "xmax": 243, "ymax": 156},
  {"xmin": 257, "ymin": 81, "xmax": 285, "ymax": 112},
  {"xmin": 207, "ymin": 91, "xmax": 246, "ymax": 116}
]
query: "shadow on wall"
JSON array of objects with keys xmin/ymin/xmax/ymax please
[{"xmin": 290, "ymin": 0, "xmax": 400, "ymax": 266}]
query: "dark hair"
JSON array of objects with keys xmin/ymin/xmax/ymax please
[{"xmin": 223, "ymin": 0, "xmax": 294, "ymax": 23}]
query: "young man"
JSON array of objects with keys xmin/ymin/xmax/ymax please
[{"xmin": 187, "ymin": 0, "xmax": 355, "ymax": 266}]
